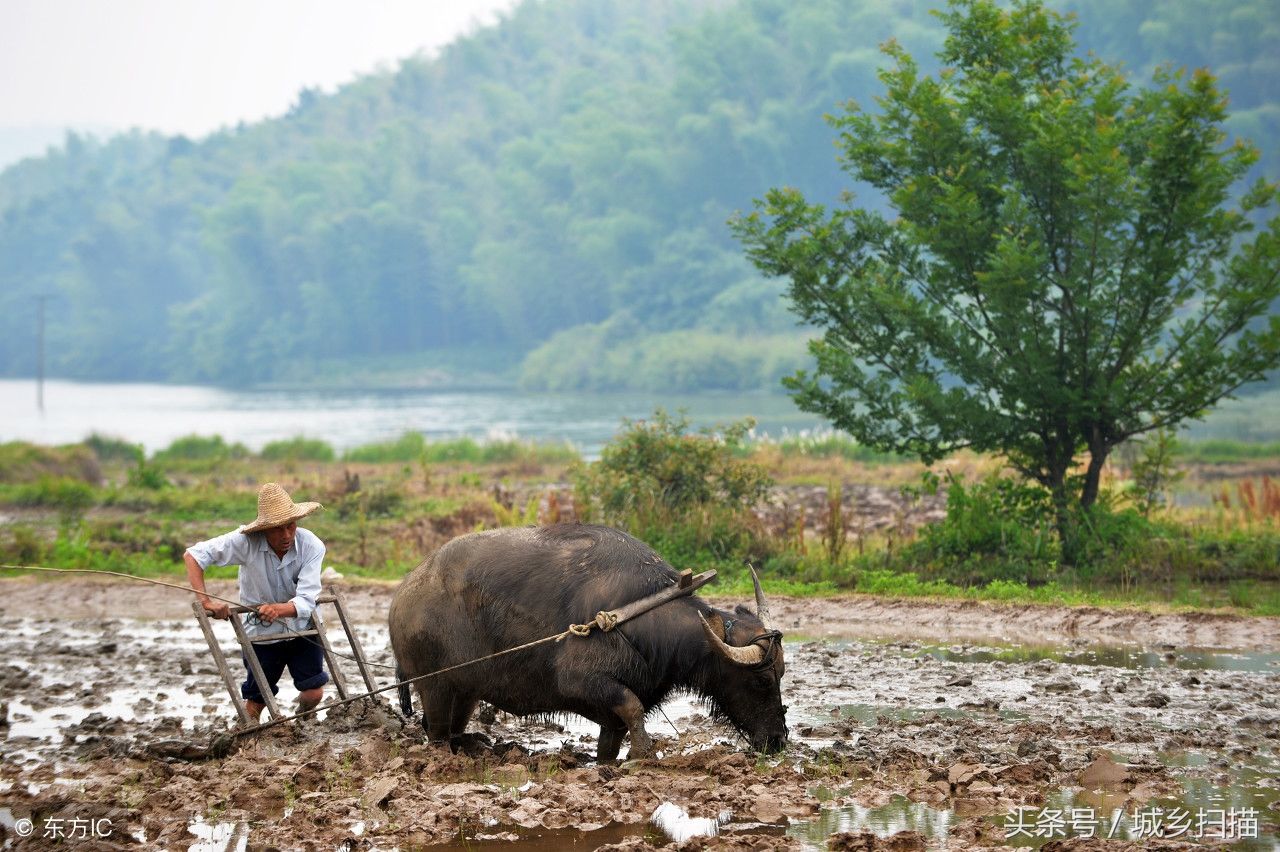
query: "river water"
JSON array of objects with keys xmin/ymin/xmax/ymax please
[
  {"xmin": 0, "ymin": 379, "xmax": 825, "ymax": 456},
  {"xmin": 6, "ymin": 378, "xmax": 1276, "ymax": 457}
]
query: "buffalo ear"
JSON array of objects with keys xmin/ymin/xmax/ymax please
[{"xmin": 733, "ymin": 604, "xmax": 753, "ymax": 617}]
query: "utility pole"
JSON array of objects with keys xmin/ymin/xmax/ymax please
[{"xmin": 35, "ymin": 294, "xmax": 51, "ymax": 413}]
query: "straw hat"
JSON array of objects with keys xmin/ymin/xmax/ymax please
[{"xmin": 240, "ymin": 482, "xmax": 322, "ymax": 534}]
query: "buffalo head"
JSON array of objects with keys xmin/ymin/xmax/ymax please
[{"xmin": 698, "ymin": 567, "xmax": 788, "ymax": 752}]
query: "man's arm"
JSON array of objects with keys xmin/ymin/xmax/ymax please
[
  {"xmin": 184, "ymin": 530, "xmax": 249, "ymax": 620},
  {"xmin": 185, "ymin": 550, "xmax": 230, "ymax": 619},
  {"xmin": 286, "ymin": 536, "xmax": 324, "ymax": 623}
]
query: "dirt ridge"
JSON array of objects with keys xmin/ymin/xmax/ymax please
[{"xmin": 1, "ymin": 575, "xmax": 1274, "ymax": 651}]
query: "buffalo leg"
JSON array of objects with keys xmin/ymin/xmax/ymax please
[
  {"xmin": 561, "ymin": 675, "xmax": 653, "ymax": 762},
  {"xmin": 449, "ymin": 696, "xmax": 478, "ymax": 737},
  {"xmin": 421, "ymin": 688, "xmax": 458, "ymax": 743},
  {"xmin": 611, "ymin": 690, "xmax": 654, "ymax": 759},
  {"xmin": 597, "ymin": 726, "xmax": 627, "ymax": 763},
  {"xmin": 412, "ymin": 681, "xmax": 432, "ymax": 733}
]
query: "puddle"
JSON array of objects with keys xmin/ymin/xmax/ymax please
[
  {"xmin": 787, "ymin": 795, "xmax": 952, "ymax": 849},
  {"xmin": 915, "ymin": 643, "xmax": 1280, "ymax": 673},
  {"xmin": 651, "ymin": 801, "xmax": 722, "ymax": 842},
  {"xmin": 188, "ymin": 816, "xmax": 250, "ymax": 852},
  {"xmin": 833, "ymin": 702, "xmax": 1028, "ymax": 725}
]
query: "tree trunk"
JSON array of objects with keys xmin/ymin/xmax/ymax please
[
  {"xmin": 1052, "ymin": 483, "xmax": 1081, "ymax": 567},
  {"xmin": 1080, "ymin": 445, "xmax": 1109, "ymax": 510},
  {"xmin": 1080, "ymin": 427, "xmax": 1110, "ymax": 511},
  {"xmin": 1046, "ymin": 450, "xmax": 1079, "ymax": 567}
]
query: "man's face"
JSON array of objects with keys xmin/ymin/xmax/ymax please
[{"xmin": 264, "ymin": 520, "xmax": 297, "ymax": 556}]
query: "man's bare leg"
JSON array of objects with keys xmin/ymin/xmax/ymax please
[{"xmin": 297, "ymin": 687, "xmax": 323, "ymax": 715}]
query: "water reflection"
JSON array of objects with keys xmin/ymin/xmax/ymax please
[
  {"xmin": 187, "ymin": 817, "xmax": 250, "ymax": 852},
  {"xmin": 787, "ymin": 795, "xmax": 952, "ymax": 847}
]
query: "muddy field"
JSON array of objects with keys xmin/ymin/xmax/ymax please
[{"xmin": 1, "ymin": 577, "xmax": 1278, "ymax": 850}]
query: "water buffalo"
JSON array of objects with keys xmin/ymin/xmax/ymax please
[{"xmin": 388, "ymin": 524, "xmax": 788, "ymax": 761}]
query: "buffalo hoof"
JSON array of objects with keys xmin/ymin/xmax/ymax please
[
  {"xmin": 627, "ymin": 732, "xmax": 656, "ymax": 760},
  {"xmin": 449, "ymin": 732, "xmax": 493, "ymax": 756}
]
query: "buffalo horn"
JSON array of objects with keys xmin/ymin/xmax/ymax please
[
  {"xmin": 750, "ymin": 565, "xmax": 776, "ymax": 632},
  {"xmin": 699, "ymin": 613, "xmax": 766, "ymax": 667}
]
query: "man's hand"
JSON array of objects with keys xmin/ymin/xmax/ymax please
[
  {"xmin": 203, "ymin": 599, "xmax": 230, "ymax": 620},
  {"xmin": 256, "ymin": 602, "xmax": 296, "ymax": 624}
]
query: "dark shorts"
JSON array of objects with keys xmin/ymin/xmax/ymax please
[{"xmin": 240, "ymin": 638, "xmax": 329, "ymax": 703}]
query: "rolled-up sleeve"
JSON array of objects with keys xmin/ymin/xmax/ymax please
[
  {"xmin": 290, "ymin": 539, "xmax": 324, "ymax": 622},
  {"xmin": 186, "ymin": 530, "xmax": 250, "ymax": 571}
]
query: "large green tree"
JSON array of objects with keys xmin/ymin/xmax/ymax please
[{"xmin": 734, "ymin": 0, "xmax": 1280, "ymax": 547}]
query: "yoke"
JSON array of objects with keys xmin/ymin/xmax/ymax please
[{"xmin": 571, "ymin": 568, "xmax": 717, "ymax": 636}]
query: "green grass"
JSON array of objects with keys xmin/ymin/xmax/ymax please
[
  {"xmin": 0, "ymin": 441, "xmax": 102, "ymax": 484},
  {"xmin": 5, "ymin": 537, "xmax": 1278, "ymax": 616},
  {"xmin": 260, "ymin": 436, "xmax": 336, "ymax": 462},
  {"xmin": 343, "ymin": 432, "xmax": 578, "ymax": 465},
  {"xmin": 739, "ymin": 568, "xmax": 1280, "ymax": 616},
  {"xmin": 99, "ymin": 485, "xmax": 257, "ymax": 522},
  {"xmin": 762, "ymin": 432, "xmax": 906, "ymax": 463},
  {"xmin": 1174, "ymin": 439, "xmax": 1280, "ymax": 463}
]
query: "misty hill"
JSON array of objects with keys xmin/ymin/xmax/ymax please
[{"xmin": 1, "ymin": 0, "xmax": 1276, "ymax": 391}]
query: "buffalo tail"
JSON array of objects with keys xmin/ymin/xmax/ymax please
[{"xmin": 396, "ymin": 664, "xmax": 413, "ymax": 717}]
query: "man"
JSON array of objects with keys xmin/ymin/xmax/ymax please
[{"xmin": 185, "ymin": 482, "xmax": 330, "ymax": 722}]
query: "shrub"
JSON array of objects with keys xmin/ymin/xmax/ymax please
[
  {"xmin": 345, "ymin": 432, "xmax": 578, "ymax": 465},
  {"xmin": 344, "ymin": 432, "xmax": 427, "ymax": 463},
  {"xmin": 260, "ymin": 436, "xmax": 336, "ymax": 462},
  {"xmin": 905, "ymin": 472, "xmax": 1059, "ymax": 586},
  {"xmin": 770, "ymin": 432, "xmax": 905, "ymax": 463},
  {"xmin": 12, "ymin": 476, "xmax": 96, "ymax": 521},
  {"xmin": 82, "ymin": 434, "xmax": 143, "ymax": 464},
  {"xmin": 1, "ymin": 524, "xmax": 44, "ymax": 564},
  {"xmin": 1124, "ymin": 428, "xmax": 1185, "ymax": 516},
  {"xmin": 0, "ymin": 441, "xmax": 102, "ymax": 484},
  {"xmin": 153, "ymin": 435, "xmax": 250, "ymax": 465},
  {"xmin": 580, "ymin": 410, "xmax": 771, "ymax": 517},
  {"xmin": 126, "ymin": 460, "xmax": 169, "ymax": 490},
  {"xmin": 869, "ymin": 470, "xmax": 1280, "ymax": 592},
  {"xmin": 573, "ymin": 410, "xmax": 775, "ymax": 567}
]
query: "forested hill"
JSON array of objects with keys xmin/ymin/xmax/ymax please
[{"xmin": 2, "ymin": 0, "xmax": 1276, "ymax": 391}]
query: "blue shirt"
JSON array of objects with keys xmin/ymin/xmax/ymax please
[{"xmin": 187, "ymin": 527, "xmax": 324, "ymax": 640}]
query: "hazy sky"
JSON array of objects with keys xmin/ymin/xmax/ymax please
[{"xmin": 1, "ymin": 0, "xmax": 520, "ymax": 138}]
